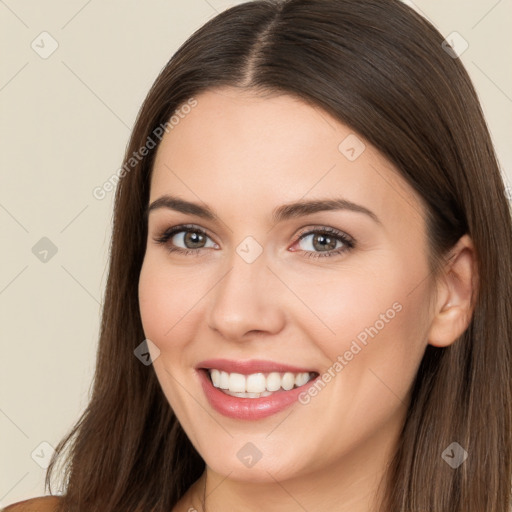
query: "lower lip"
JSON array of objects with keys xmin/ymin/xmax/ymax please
[{"xmin": 198, "ymin": 369, "xmax": 318, "ymax": 420}]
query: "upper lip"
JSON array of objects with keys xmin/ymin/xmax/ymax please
[{"xmin": 197, "ymin": 358, "xmax": 317, "ymax": 375}]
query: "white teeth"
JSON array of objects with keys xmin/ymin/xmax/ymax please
[
  {"xmin": 219, "ymin": 370, "xmax": 229, "ymax": 389},
  {"xmin": 224, "ymin": 390, "xmax": 273, "ymax": 398},
  {"xmin": 228, "ymin": 372, "xmax": 246, "ymax": 392},
  {"xmin": 208, "ymin": 369, "xmax": 314, "ymax": 396},
  {"xmin": 246, "ymin": 373, "xmax": 266, "ymax": 393},
  {"xmin": 266, "ymin": 372, "xmax": 281, "ymax": 392},
  {"xmin": 210, "ymin": 369, "xmax": 220, "ymax": 386},
  {"xmin": 282, "ymin": 372, "xmax": 295, "ymax": 391},
  {"xmin": 295, "ymin": 372, "xmax": 310, "ymax": 387}
]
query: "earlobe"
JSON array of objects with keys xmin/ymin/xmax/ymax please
[{"xmin": 427, "ymin": 234, "xmax": 478, "ymax": 348}]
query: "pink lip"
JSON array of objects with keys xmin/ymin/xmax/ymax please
[
  {"xmin": 196, "ymin": 358, "xmax": 316, "ymax": 375},
  {"xmin": 196, "ymin": 360, "xmax": 319, "ymax": 420}
]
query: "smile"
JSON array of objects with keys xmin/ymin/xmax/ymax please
[
  {"xmin": 208, "ymin": 369, "xmax": 316, "ymax": 398},
  {"xmin": 196, "ymin": 359, "xmax": 320, "ymax": 420}
]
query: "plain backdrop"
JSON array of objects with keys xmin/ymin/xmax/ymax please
[{"xmin": 1, "ymin": 0, "xmax": 511, "ymax": 507}]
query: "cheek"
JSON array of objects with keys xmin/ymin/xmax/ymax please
[
  {"xmin": 138, "ymin": 259, "xmax": 169, "ymax": 342},
  {"xmin": 297, "ymin": 255, "xmax": 431, "ymax": 392},
  {"xmin": 138, "ymin": 257, "xmax": 204, "ymax": 415},
  {"xmin": 290, "ymin": 276, "xmax": 430, "ymax": 457},
  {"xmin": 138, "ymin": 256, "xmax": 201, "ymax": 350}
]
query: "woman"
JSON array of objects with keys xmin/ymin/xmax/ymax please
[{"xmin": 5, "ymin": 0, "xmax": 511, "ymax": 510}]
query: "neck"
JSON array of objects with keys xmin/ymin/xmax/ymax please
[{"xmin": 202, "ymin": 463, "xmax": 389, "ymax": 512}]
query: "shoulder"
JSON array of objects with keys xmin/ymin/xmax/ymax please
[{"xmin": 2, "ymin": 496, "xmax": 62, "ymax": 512}]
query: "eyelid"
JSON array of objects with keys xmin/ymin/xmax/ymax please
[
  {"xmin": 153, "ymin": 223, "xmax": 354, "ymax": 242},
  {"xmin": 153, "ymin": 223, "xmax": 215, "ymax": 243},
  {"xmin": 295, "ymin": 224, "xmax": 355, "ymax": 244}
]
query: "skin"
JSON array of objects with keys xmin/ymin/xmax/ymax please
[{"xmin": 138, "ymin": 87, "xmax": 477, "ymax": 512}]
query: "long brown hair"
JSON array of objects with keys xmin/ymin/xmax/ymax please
[{"xmin": 46, "ymin": 1, "xmax": 512, "ymax": 510}]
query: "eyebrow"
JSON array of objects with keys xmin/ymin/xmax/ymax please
[{"xmin": 146, "ymin": 194, "xmax": 381, "ymax": 225}]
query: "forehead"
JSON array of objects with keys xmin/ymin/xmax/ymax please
[{"xmin": 149, "ymin": 87, "xmax": 425, "ymax": 231}]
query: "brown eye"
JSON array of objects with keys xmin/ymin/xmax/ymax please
[
  {"xmin": 294, "ymin": 227, "xmax": 355, "ymax": 259},
  {"xmin": 153, "ymin": 224, "xmax": 218, "ymax": 255},
  {"xmin": 182, "ymin": 230, "xmax": 207, "ymax": 249},
  {"xmin": 303, "ymin": 233, "xmax": 339, "ymax": 252}
]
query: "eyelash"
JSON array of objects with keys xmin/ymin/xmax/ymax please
[{"xmin": 152, "ymin": 224, "xmax": 355, "ymax": 259}]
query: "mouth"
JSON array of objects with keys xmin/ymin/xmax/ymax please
[
  {"xmin": 203, "ymin": 368, "xmax": 318, "ymax": 398},
  {"xmin": 195, "ymin": 359, "xmax": 320, "ymax": 420}
]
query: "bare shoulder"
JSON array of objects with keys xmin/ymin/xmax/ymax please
[{"xmin": 2, "ymin": 496, "xmax": 62, "ymax": 512}]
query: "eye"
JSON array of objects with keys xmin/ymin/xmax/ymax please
[
  {"xmin": 152, "ymin": 224, "xmax": 355, "ymax": 259},
  {"xmin": 153, "ymin": 224, "xmax": 218, "ymax": 256},
  {"xmin": 291, "ymin": 226, "xmax": 355, "ymax": 259}
]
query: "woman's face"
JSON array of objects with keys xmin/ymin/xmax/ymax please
[{"xmin": 138, "ymin": 87, "xmax": 435, "ymax": 485}]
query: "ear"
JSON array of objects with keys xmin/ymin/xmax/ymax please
[{"xmin": 427, "ymin": 234, "xmax": 479, "ymax": 348}]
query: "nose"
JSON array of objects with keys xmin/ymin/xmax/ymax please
[{"xmin": 206, "ymin": 248, "xmax": 286, "ymax": 342}]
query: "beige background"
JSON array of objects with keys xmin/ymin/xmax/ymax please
[{"xmin": 1, "ymin": 0, "xmax": 511, "ymax": 506}]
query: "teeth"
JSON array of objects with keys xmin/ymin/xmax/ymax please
[
  {"xmin": 224, "ymin": 390, "xmax": 274, "ymax": 398},
  {"xmin": 282, "ymin": 372, "xmax": 295, "ymax": 391},
  {"xmin": 208, "ymin": 369, "xmax": 314, "ymax": 396},
  {"xmin": 266, "ymin": 372, "xmax": 281, "ymax": 392},
  {"xmin": 295, "ymin": 372, "xmax": 310, "ymax": 387},
  {"xmin": 246, "ymin": 373, "xmax": 266, "ymax": 393},
  {"xmin": 219, "ymin": 370, "xmax": 229, "ymax": 389},
  {"xmin": 229, "ymin": 372, "xmax": 246, "ymax": 393}
]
